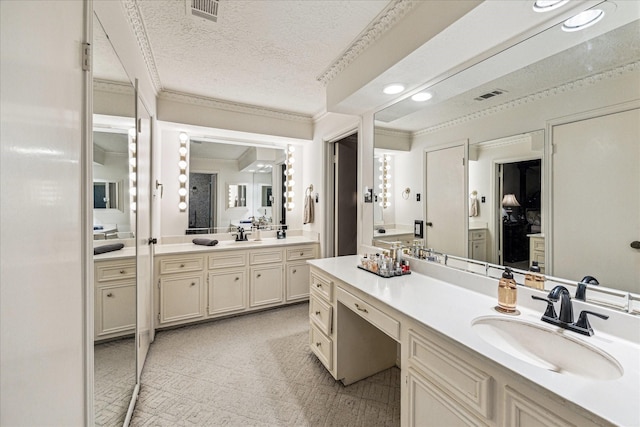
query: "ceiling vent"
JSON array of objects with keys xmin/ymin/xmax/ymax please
[
  {"xmin": 474, "ymin": 89, "xmax": 507, "ymax": 101},
  {"xmin": 186, "ymin": 0, "xmax": 219, "ymax": 23}
]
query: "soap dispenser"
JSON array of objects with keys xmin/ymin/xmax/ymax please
[
  {"xmin": 497, "ymin": 267, "xmax": 517, "ymax": 313},
  {"xmin": 524, "ymin": 261, "xmax": 545, "ymax": 290}
]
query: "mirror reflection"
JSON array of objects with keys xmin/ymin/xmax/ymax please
[
  {"xmin": 187, "ymin": 139, "xmax": 284, "ymax": 234},
  {"xmin": 92, "ymin": 13, "xmax": 137, "ymax": 426},
  {"xmin": 374, "ymin": 10, "xmax": 640, "ymax": 295}
]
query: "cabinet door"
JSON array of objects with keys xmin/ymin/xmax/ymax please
[
  {"xmin": 407, "ymin": 369, "xmax": 489, "ymax": 427},
  {"xmin": 96, "ymin": 283, "xmax": 136, "ymax": 337},
  {"xmin": 159, "ymin": 275, "xmax": 204, "ymax": 324},
  {"xmin": 208, "ymin": 269, "xmax": 246, "ymax": 316},
  {"xmin": 286, "ymin": 262, "xmax": 310, "ymax": 302},
  {"xmin": 250, "ymin": 265, "xmax": 283, "ymax": 307}
]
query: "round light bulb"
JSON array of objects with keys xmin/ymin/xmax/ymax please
[
  {"xmin": 178, "ymin": 174, "xmax": 187, "ymax": 183},
  {"xmin": 178, "ymin": 160, "xmax": 187, "ymax": 169},
  {"xmin": 129, "ymin": 157, "xmax": 136, "ymax": 167},
  {"xmin": 128, "ymin": 128, "xmax": 136, "ymax": 137},
  {"xmin": 288, "ymin": 146, "xmax": 295, "ymax": 153},
  {"xmin": 179, "ymin": 146, "xmax": 187, "ymax": 156},
  {"xmin": 130, "ymin": 187, "xmax": 136, "ymax": 196},
  {"xmin": 287, "ymin": 168, "xmax": 295, "ymax": 175},
  {"xmin": 179, "ymin": 132, "xmax": 188, "ymax": 142},
  {"xmin": 130, "ymin": 172, "xmax": 137, "ymax": 181},
  {"xmin": 129, "ymin": 142, "xmax": 137, "ymax": 153},
  {"xmin": 178, "ymin": 188, "xmax": 187, "ymax": 196},
  {"xmin": 178, "ymin": 201, "xmax": 187, "ymax": 211}
]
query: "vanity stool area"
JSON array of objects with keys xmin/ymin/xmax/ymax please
[
  {"xmin": 308, "ymin": 256, "xmax": 639, "ymax": 427},
  {"xmin": 153, "ymin": 237, "xmax": 319, "ymax": 330}
]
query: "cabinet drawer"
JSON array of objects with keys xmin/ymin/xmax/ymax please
[
  {"xmin": 309, "ymin": 294, "xmax": 332, "ymax": 335},
  {"xmin": 309, "ymin": 322, "xmax": 333, "ymax": 371},
  {"xmin": 96, "ymin": 262, "xmax": 136, "ymax": 282},
  {"xmin": 159, "ymin": 256, "xmax": 204, "ymax": 274},
  {"xmin": 286, "ymin": 245, "xmax": 316, "ymax": 261},
  {"xmin": 311, "ymin": 271, "xmax": 333, "ymax": 302},
  {"xmin": 532, "ymin": 239, "xmax": 545, "ymax": 252},
  {"xmin": 208, "ymin": 252, "xmax": 247, "ymax": 269},
  {"xmin": 249, "ymin": 249, "xmax": 283, "ymax": 265},
  {"xmin": 408, "ymin": 329, "xmax": 493, "ymax": 419},
  {"xmin": 469, "ymin": 230, "xmax": 486, "ymax": 241},
  {"xmin": 337, "ymin": 287, "xmax": 400, "ymax": 341}
]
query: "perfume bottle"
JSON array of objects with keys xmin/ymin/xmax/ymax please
[
  {"xmin": 498, "ymin": 267, "xmax": 517, "ymax": 313},
  {"xmin": 524, "ymin": 261, "xmax": 545, "ymax": 290}
]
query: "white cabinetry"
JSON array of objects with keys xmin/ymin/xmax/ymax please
[
  {"xmin": 403, "ymin": 323, "xmax": 611, "ymax": 427},
  {"xmin": 155, "ymin": 241, "xmax": 318, "ymax": 329},
  {"xmin": 94, "ymin": 258, "xmax": 136, "ymax": 340},
  {"xmin": 529, "ymin": 234, "xmax": 545, "ymax": 272},
  {"xmin": 468, "ymin": 229, "xmax": 487, "ymax": 262},
  {"xmin": 309, "ymin": 269, "xmax": 335, "ymax": 373}
]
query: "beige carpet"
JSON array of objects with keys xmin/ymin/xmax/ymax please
[
  {"xmin": 94, "ymin": 337, "xmax": 136, "ymax": 426},
  {"xmin": 130, "ymin": 302, "xmax": 400, "ymax": 426}
]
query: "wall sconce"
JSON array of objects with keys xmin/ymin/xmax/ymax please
[
  {"xmin": 178, "ymin": 132, "xmax": 189, "ymax": 212},
  {"xmin": 285, "ymin": 145, "xmax": 295, "ymax": 211},
  {"xmin": 128, "ymin": 128, "xmax": 137, "ymax": 212},
  {"xmin": 378, "ymin": 155, "xmax": 391, "ymax": 209},
  {"xmin": 502, "ymin": 193, "xmax": 520, "ymax": 222}
]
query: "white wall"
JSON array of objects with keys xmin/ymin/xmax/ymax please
[{"xmin": 1, "ymin": 1, "xmax": 87, "ymax": 424}]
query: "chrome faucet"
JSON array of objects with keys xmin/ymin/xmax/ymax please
[{"xmin": 532, "ymin": 285, "xmax": 609, "ymax": 336}]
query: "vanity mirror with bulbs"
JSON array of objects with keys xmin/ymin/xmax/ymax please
[{"xmin": 373, "ymin": 2, "xmax": 640, "ymax": 306}]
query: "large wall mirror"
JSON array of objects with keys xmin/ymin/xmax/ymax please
[
  {"xmin": 374, "ymin": 5, "xmax": 639, "ymax": 297},
  {"xmin": 92, "ymin": 13, "xmax": 137, "ymax": 426},
  {"xmin": 187, "ymin": 140, "xmax": 284, "ymax": 234}
]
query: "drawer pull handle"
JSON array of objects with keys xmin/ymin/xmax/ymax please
[
  {"xmin": 190, "ymin": 282, "xmax": 196, "ymax": 286},
  {"xmin": 316, "ymin": 342, "xmax": 321, "ymax": 347},
  {"xmin": 292, "ymin": 269, "xmax": 297, "ymax": 274},
  {"xmin": 300, "ymin": 252, "xmax": 304, "ymax": 256},
  {"xmin": 316, "ymin": 283, "xmax": 322, "ymax": 288},
  {"xmin": 119, "ymin": 270, "xmax": 125, "ymax": 274},
  {"xmin": 180, "ymin": 264, "xmax": 185, "ymax": 268},
  {"xmin": 235, "ymin": 277, "xmax": 240, "ymax": 281},
  {"xmin": 315, "ymin": 311, "xmax": 321, "ymax": 315},
  {"xmin": 354, "ymin": 303, "xmax": 368, "ymax": 313},
  {"xmin": 257, "ymin": 274, "xmax": 262, "ymax": 278},
  {"xmin": 106, "ymin": 293, "xmax": 113, "ymax": 297}
]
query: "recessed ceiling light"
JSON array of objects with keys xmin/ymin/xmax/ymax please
[
  {"xmin": 562, "ymin": 9, "xmax": 605, "ymax": 32},
  {"xmin": 411, "ymin": 92, "xmax": 433, "ymax": 102},
  {"xmin": 383, "ymin": 84, "xmax": 405, "ymax": 95},
  {"xmin": 532, "ymin": 0, "xmax": 568, "ymax": 13},
  {"xmin": 256, "ymin": 163, "xmax": 265, "ymax": 168}
]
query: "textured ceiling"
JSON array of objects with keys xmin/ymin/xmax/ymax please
[{"xmin": 135, "ymin": 0, "xmax": 390, "ymax": 116}]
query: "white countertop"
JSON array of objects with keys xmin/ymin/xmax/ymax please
[
  {"xmin": 373, "ymin": 228, "xmax": 413, "ymax": 238},
  {"xmin": 93, "ymin": 246, "xmax": 136, "ymax": 261},
  {"xmin": 308, "ymin": 255, "xmax": 640, "ymax": 427},
  {"xmin": 155, "ymin": 236, "xmax": 319, "ymax": 256}
]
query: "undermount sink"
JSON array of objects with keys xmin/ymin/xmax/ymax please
[{"xmin": 472, "ymin": 316, "xmax": 623, "ymax": 380}]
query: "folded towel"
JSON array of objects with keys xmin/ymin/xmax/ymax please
[
  {"xmin": 93, "ymin": 225, "xmax": 104, "ymax": 230},
  {"xmin": 192, "ymin": 238, "xmax": 218, "ymax": 246},
  {"xmin": 94, "ymin": 243, "xmax": 124, "ymax": 255},
  {"xmin": 303, "ymin": 194, "xmax": 314, "ymax": 224}
]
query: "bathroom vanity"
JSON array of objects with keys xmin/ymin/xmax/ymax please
[
  {"xmin": 308, "ymin": 256, "xmax": 639, "ymax": 427},
  {"xmin": 154, "ymin": 236, "xmax": 319, "ymax": 329},
  {"xmin": 93, "ymin": 247, "xmax": 137, "ymax": 341}
]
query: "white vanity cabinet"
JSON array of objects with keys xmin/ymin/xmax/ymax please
[
  {"xmin": 155, "ymin": 240, "xmax": 319, "ymax": 330},
  {"xmin": 469, "ymin": 229, "xmax": 487, "ymax": 262},
  {"xmin": 158, "ymin": 256, "xmax": 205, "ymax": 325},
  {"xmin": 94, "ymin": 258, "xmax": 136, "ymax": 340}
]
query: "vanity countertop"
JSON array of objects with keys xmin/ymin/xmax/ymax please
[
  {"xmin": 308, "ymin": 255, "xmax": 640, "ymax": 427},
  {"xmin": 93, "ymin": 246, "xmax": 136, "ymax": 261},
  {"xmin": 373, "ymin": 228, "xmax": 413, "ymax": 238},
  {"xmin": 155, "ymin": 236, "xmax": 319, "ymax": 256}
]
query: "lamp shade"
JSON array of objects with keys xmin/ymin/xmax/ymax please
[{"xmin": 502, "ymin": 194, "xmax": 521, "ymax": 207}]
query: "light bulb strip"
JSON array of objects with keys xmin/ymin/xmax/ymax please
[
  {"xmin": 128, "ymin": 129, "xmax": 137, "ymax": 212},
  {"xmin": 380, "ymin": 155, "xmax": 391, "ymax": 209},
  {"xmin": 285, "ymin": 145, "xmax": 295, "ymax": 211},
  {"xmin": 178, "ymin": 132, "xmax": 189, "ymax": 212}
]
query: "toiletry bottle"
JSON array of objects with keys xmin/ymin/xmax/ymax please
[
  {"xmin": 524, "ymin": 261, "xmax": 545, "ymax": 290},
  {"xmin": 498, "ymin": 267, "xmax": 517, "ymax": 313}
]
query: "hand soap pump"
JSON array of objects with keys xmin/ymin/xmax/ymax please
[
  {"xmin": 524, "ymin": 261, "xmax": 544, "ymax": 290},
  {"xmin": 497, "ymin": 267, "xmax": 518, "ymax": 314}
]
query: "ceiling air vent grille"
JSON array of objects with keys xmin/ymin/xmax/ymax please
[
  {"xmin": 474, "ymin": 89, "xmax": 507, "ymax": 101},
  {"xmin": 187, "ymin": 0, "xmax": 219, "ymax": 22}
]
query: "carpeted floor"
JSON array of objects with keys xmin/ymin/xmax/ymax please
[
  {"xmin": 130, "ymin": 302, "xmax": 400, "ymax": 426},
  {"xmin": 95, "ymin": 337, "xmax": 137, "ymax": 426}
]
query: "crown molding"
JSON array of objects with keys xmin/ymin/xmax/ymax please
[
  {"xmin": 316, "ymin": 0, "xmax": 417, "ymax": 86},
  {"xmin": 413, "ymin": 61, "xmax": 640, "ymax": 138},
  {"xmin": 122, "ymin": 0, "xmax": 162, "ymax": 93},
  {"xmin": 93, "ymin": 79, "xmax": 135, "ymax": 94},
  {"xmin": 375, "ymin": 126, "xmax": 411, "ymax": 138},
  {"xmin": 159, "ymin": 90, "xmax": 314, "ymax": 123}
]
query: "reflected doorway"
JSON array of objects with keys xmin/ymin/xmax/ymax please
[
  {"xmin": 335, "ymin": 133, "xmax": 358, "ymax": 256},
  {"xmin": 498, "ymin": 159, "xmax": 541, "ymax": 270},
  {"xmin": 188, "ymin": 173, "xmax": 217, "ymax": 229}
]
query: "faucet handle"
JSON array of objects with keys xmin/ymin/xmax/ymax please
[
  {"xmin": 574, "ymin": 310, "xmax": 609, "ymax": 336},
  {"xmin": 531, "ymin": 295, "xmax": 557, "ymax": 320}
]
